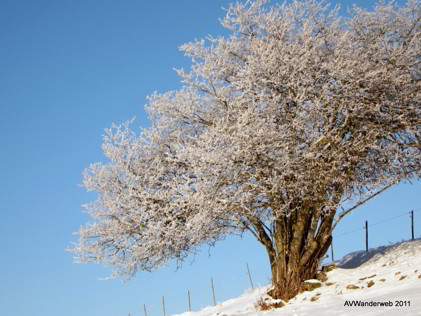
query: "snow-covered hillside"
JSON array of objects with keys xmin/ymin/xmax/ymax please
[{"xmin": 173, "ymin": 239, "xmax": 421, "ymax": 316}]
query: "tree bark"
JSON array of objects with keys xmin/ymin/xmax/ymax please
[{"xmin": 264, "ymin": 205, "xmax": 335, "ymax": 301}]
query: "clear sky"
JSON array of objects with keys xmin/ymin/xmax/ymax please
[{"xmin": 0, "ymin": 1, "xmax": 419, "ymax": 316}]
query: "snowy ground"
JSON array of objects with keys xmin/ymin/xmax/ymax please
[{"xmin": 173, "ymin": 239, "xmax": 421, "ymax": 316}]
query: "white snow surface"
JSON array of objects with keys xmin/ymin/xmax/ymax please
[{"xmin": 173, "ymin": 240, "xmax": 421, "ymax": 316}]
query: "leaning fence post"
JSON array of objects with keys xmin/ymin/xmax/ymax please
[
  {"xmin": 365, "ymin": 220, "xmax": 368, "ymax": 252},
  {"xmin": 246, "ymin": 263, "xmax": 254, "ymax": 289},
  {"xmin": 162, "ymin": 296, "xmax": 166, "ymax": 316},
  {"xmin": 188, "ymin": 290, "xmax": 191, "ymax": 312},
  {"xmin": 211, "ymin": 277, "xmax": 216, "ymax": 306},
  {"xmin": 331, "ymin": 240, "xmax": 334, "ymax": 262},
  {"xmin": 144, "ymin": 304, "xmax": 148, "ymax": 316},
  {"xmin": 411, "ymin": 210, "xmax": 415, "ymax": 240}
]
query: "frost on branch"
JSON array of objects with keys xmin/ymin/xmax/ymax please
[{"xmin": 70, "ymin": 0, "xmax": 420, "ymax": 280}]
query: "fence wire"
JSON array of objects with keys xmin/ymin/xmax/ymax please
[
  {"xmin": 141, "ymin": 264, "xmax": 269, "ymax": 316},
  {"xmin": 335, "ymin": 207, "xmax": 421, "ymax": 238}
]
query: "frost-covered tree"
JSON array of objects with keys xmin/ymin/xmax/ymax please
[{"xmin": 71, "ymin": 0, "xmax": 420, "ymax": 300}]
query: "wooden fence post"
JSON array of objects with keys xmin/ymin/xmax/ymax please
[
  {"xmin": 246, "ymin": 263, "xmax": 254, "ymax": 289},
  {"xmin": 365, "ymin": 220, "xmax": 368, "ymax": 252},
  {"xmin": 211, "ymin": 277, "xmax": 216, "ymax": 306},
  {"xmin": 162, "ymin": 296, "xmax": 166, "ymax": 316},
  {"xmin": 331, "ymin": 240, "xmax": 334, "ymax": 262},
  {"xmin": 411, "ymin": 210, "xmax": 415, "ymax": 240}
]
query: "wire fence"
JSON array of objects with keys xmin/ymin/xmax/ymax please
[
  {"xmin": 127, "ymin": 207, "xmax": 421, "ymax": 316},
  {"xmin": 329, "ymin": 207, "xmax": 421, "ymax": 262},
  {"xmin": 136, "ymin": 263, "xmax": 270, "ymax": 316},
  {"xmin": 335, "ymin": 208, "xmax": 421, "ymax": 238}
]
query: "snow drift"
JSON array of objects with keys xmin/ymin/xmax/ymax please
[{"xmin": 173, "ymin": 239, "xmax": 421, "ymax": 316}]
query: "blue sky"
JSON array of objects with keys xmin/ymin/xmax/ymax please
[{"xmin": 0, "ymin": 1, "xmax": 419, "ymax": 316}]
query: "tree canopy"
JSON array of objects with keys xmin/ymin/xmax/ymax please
[{"xmin": 71, "ymin": 0, "xmax": 420, "ymax": 287}]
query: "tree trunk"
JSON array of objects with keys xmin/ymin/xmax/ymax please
[
  {"xmin": 262, "ymin": 204, "xmax": 335, "ymax": 301},
  {"xmin": 268, "ymin": 234, "xmax": 332, "ymax": 300}
]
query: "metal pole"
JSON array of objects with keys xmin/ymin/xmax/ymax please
[
  {"xmin": 246, "ymin": 263, "xmax": 254, "ymax": 289},
  {"xmin": 188, "ymin": 290, "xmax": 191, "ymax": 312},
  {"xmin": 365, "ymin": 220, "xmax": 368, "ymax": 252},
  {"xmin": 411, "ymin": 210, "xmax": 415, "ymax": 240},
  {"xmin": 331, "ymin": 240, "xmax": 334, "ymax": 262},
  {"xmin": 211, "ymin": 277, "xmax": 216, "ymax": 306},
  {"xmin": 162, "ymin": 296, "xmax": 166, "ymax": 316},
  {"xmin": 144, "ymin": 304, "xmax": 148, "ymax": 316}
]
